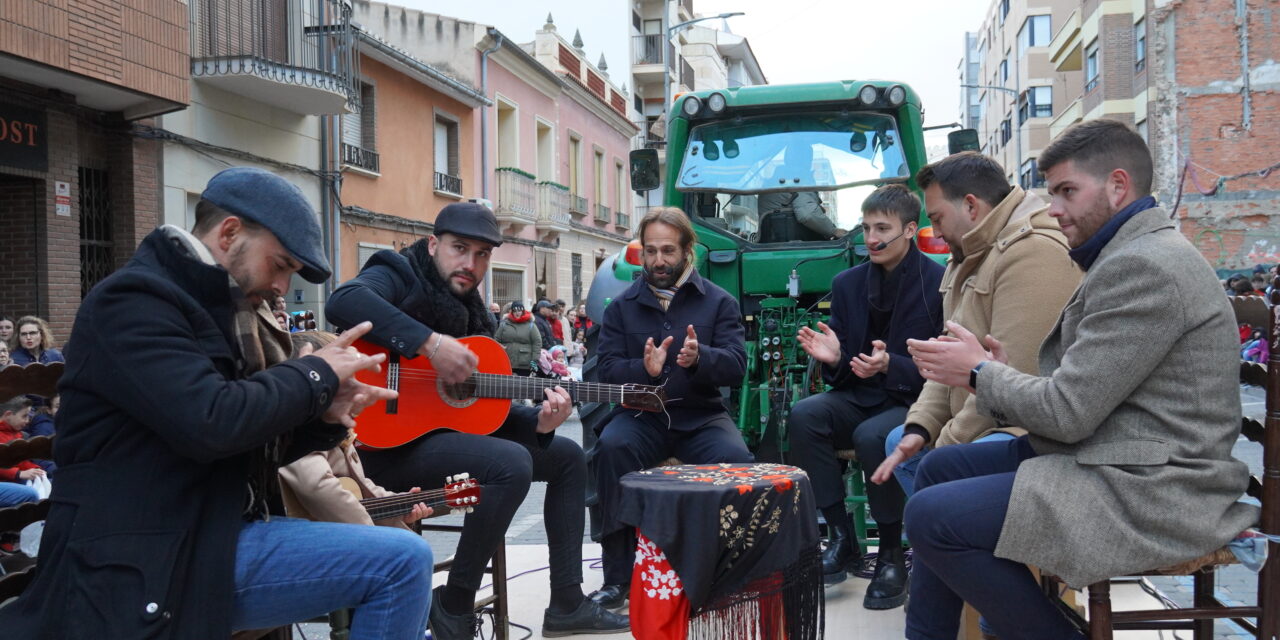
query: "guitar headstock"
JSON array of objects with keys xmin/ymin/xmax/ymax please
[
  {"xmin": 443, "ymin": 473, "xmax": 482, "ymax": 513},
  {"xmin": 619, "ymin": 384, "xmax": 668, "ymax": 413}
]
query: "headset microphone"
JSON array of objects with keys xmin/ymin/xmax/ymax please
[{"xmin": 873, "ymin": 231, "xmax": 907, "ymax": 251}]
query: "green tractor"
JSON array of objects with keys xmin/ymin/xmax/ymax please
[{"xmin": 580, "ymin": 80, "xmax": 974, "ymax": 537}]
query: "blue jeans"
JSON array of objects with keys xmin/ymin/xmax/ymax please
[
  {"xmin": 903, "ymin": 437, "xmax": 1084, "ymax": 640},
  {"xmin": 883, "ymin": 426, "xmax": 1016, "ymax": 498},
  {"xmin": 232, "ymin": 517, "xmax": 433, "ymax": 640},
  {"xmin": 0, "ymin": 481, "xmax": 39, "ymax": 507}
]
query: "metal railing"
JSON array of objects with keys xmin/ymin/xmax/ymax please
[
  {"xmin": 632, "ymin": 34, "xmax": 663, "ymax": 65},
  {"xmin": 435, "ymin": 172, "xmax": 462, "ymax": 195},
  {"xmin": 537, "ymin": 182, "xmax": 571, "ymax": 228},
  {"xmin": 569, "ymin": 194, "xmax": 589, "ymax": 216},
  {"xmin": 615, "ymin": 211, "xmax": 630, "ymax": 230},
  {"xmin": 595, "ymin": 203, "xmax": 611, "ymax": 223},
  {"xmin": 189, "ymin": 0, "xmax": 359, "ymax": 110},
  {"xmin": 634, "ymin": 119, "xmax": 665, "ymax": 149},
  {"xmin": 341, "ymin": 143, "xmax": 379, "ymax": 173},
  {"xmin": 680, "ymin": 58, "xmax": 696, "ymax": 91},
  {"xmin": 494, "ymin": 168, "xmax": 536, "ymax": 219}
]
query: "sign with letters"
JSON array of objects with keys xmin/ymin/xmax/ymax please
[{"xmin": 0, "ymin": 103, "xmax": 48, "ymax": 172}]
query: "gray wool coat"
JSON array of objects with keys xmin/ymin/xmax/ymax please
[{"xmin": 974, "ymin": 206, "xmax": 1259, "ymax": 588}]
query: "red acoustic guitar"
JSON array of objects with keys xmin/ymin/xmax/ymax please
[{"xmin": 352, "ymin": 336, "xmax": 667, "ymax": 448}]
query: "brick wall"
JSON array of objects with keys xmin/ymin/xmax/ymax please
[
  {"xmin": 1156, "ymin": 0, "xmax": 1280, "ymax": 269},
  {"xmin": 0, "ymin": 0, "xmax": 188, "ymax": 105},
  {"xmin": 1100, "ymin": 13, "xmax": 1135, "ymax": 101}
]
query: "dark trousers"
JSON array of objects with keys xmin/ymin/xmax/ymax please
[
  {"xmin": 903, "ymin": 437, "xmax": 1084, "ymax": 640},
  {"xmin": 592, "ymin": 413, "xmax": 754, "ymax": 585},
  {"xmin": 361, "ymin": 430, "xmax": 587, "ymax": 591},
  {"xmin": 785, "ymin": 390, "xmax": 908, "ymax": 522}
]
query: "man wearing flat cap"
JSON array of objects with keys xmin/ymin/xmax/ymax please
[
  {"xmin": 327, "ymin": 202, "xmax": 629, "ymax": 638},
  {"xmin": 0, "ymin": 167, "xmax": 434, "ymax": 640}
]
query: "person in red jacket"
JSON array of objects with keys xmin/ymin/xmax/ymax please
[{"xmin": 0, "ymin": 395, "xmax": 43, "ymax": 507}]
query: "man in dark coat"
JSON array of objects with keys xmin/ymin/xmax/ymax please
[
  {"xmin": 534, "ymin": 299, "xmax": 558, "ymax": 350},
  {"xmin": 0, "ymin": 167, "xmax": 432, "ymax": 640},
  {"xmin": 786, "ymin": 184, "xmax": 945, "ymax": 607},
  {"xmin": 326, "ymin": 202, "xmax": 628, "ymax": 639},
  {"xmin": 588, "ymin": 206, "xmax": 755, "ymax": 610}
]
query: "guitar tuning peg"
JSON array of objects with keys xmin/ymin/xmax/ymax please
[
  {"xmin": 466, "ymin": 507, "xmax": 475, "ymax": 513},
  {"xmin": 459, "ymin": 472, "xmax": 470, "ymax": 480},
  {"xmin": 445, "ymin": 474, "xmax": 454, "ymax": 483}
]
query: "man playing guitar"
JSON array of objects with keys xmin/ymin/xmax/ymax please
[{"xmin": 326, "ymin": 203, "xmax": 628, "ymax": 639}]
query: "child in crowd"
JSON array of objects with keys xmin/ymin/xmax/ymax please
[{"xmin": 0, "ymin": 396, "xmax": 44, "ymax": 508}]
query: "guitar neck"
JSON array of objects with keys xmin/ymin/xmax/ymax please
[
  {"xmin": 359, "ymin": 489, "xmax": 449, "ymax": 521},
  {"xmin": 470, "ymin": 373, "xmax": 628, "ymax": 404}
]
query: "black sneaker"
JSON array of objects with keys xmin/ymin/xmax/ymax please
[
  {"xmin": 428, "ymin": 586, "xmax": 480, "ymax": 640},
  {"xmin": 586, "ymin": 584, "xmax": 628, "ymax": 610},
  {"xmin": 542, "ymin": 598, "xmax": 629, "ymax": 637}
]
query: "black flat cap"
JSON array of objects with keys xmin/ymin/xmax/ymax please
[
  {"xmin": 433, "ymin": 202, "xmax": 503, "ymax": 246},
  {"xmin": 201, "ymin": 167, "xmax": 332, "ymax": 283}
]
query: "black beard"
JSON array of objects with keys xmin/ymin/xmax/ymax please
[{"xmin": 643, "ymin": 257, "xmax": 688, "ymax": 289}]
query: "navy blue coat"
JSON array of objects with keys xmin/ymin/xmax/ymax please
[
  {"xmin": 0, "ymin": 228, "xmax": 344, "ymax": 640},
  {"xmin": 597, "ymin": 269, "xmax": 746, "ymax": 432},
  {"xmin": 823, "ymin": 244, "xmax": 945, "ymax": 407}
]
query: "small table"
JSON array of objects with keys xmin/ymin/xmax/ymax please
[{"xmin": 619, "ymin": 463, "xmax": 823, "ymax": 640}]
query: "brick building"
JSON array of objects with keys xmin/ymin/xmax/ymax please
[
  {"xmin": 0, "ymin": 0, "xmax": 188, "ymax": 339},
  {"xmin": 1049, "ymin": 0, "xmax": 1280, "ymax": 270}
]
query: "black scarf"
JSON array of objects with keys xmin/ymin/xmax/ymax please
[{"xmin": 401, "ymin": 239, "xmax": 495, "ymax": 338}]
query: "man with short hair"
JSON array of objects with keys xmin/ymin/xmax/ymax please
[
  {"xmin": 326, "ymin": 203, "xmax": 628, "ymax": 638},
  {"xmin": 588, "ymin": 206, "xmax": 754, "ymax": 609},
  {"xmin": 0, "ymin": 167, "xmax": 431, "ymax": 640},
  {"xmin": 785, "ymin": 184, "xmax": 944, "ymax": 607},
  {"xmin": 902, "ymin": 119, "xmax": 1259, "ymax": 640},
  {"xmin": 872, "ymin": 152, "xmax": 1080, "ymax": 495},
  {"xmin": 534, "ymin": 299, "xmax": 557, "ymax": 351}
]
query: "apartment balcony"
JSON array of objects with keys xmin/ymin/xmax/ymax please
[
  {"xmin": 632, "ymin": 35, "xmax": 675, "ymax": 82},
  {"xmin": 633, "ymin": 119, "xmax": 666, "ymax": 149},
  {"xmin": 189, "ymin": 0, "xmax": 357, "ymax": 115},
  {"xmin": 341, "ymin": 143, "xmax": 379, "ymax": 174},
  {"xmin": 1050, "ymin": 8, "xmax": 1083, "ymax": 73},
  {"xmin": 536, "ymin": 181, "xmax": 572, "ymax": 238},
  {"xmin": 435, "ymin": 171, "xmax": 463, "ymax": 197},
  {"xmin": 679, "ymin": 58, "xmax": 696, "ymax": 92},
  {"xmin": 568, "ymin": 194, "xmax": 589, "ymax": 217},
  {"xmin": 1050, "ymin": 98, "xmax": 1084, "ymax": 140},
  {"xmin": 615, "ymin": 211, "xmax": 631, "ymax": 232},
  {"xmin": 595, "ymin": 203, "xmax": 611, "ymax": 224},
  {"xmin": 494, "ymin": 168, "xmax": 537, "ymax": 230}
]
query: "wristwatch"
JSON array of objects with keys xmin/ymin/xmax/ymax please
[{"xmin": 969, "ymin": 361, "xmax": 988, "ymax": 391}]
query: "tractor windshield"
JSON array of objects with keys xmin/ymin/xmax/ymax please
[{"xmin": 676, "ymin": 112, "xmax": 909, "ymax": 194}]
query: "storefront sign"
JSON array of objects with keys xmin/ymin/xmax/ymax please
[{"xmin": 0, "ymin": 103, "xmax": 48, "ymax": 172}]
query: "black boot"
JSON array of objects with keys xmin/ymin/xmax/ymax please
[
  {"xmin": 863, "ymin": 542, "xmax": 909, "ymax": 610},
  {"xmin": 822, "ymin": 522, "xmax": 856, "ymax": 585}
]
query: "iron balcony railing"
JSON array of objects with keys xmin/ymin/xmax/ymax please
[
  {"xmin": 341, "ymin": 143, "xmax": 379, "ymax": 173},
  {"xmin": 435, "ymin": 172, "xmax": 462, "ymax": 195},
  {"xmin": 632, "ymin": 34, "xmax": 662, "ymax": 66},
  {"xmin": 680, "ymin": 58, "xmax": 696, "ymax": 91},
  {"xmin": 633, "ymin": 119, "xmax": 665, "ymax": 149},
  {"xmin": 615, "ymin": 211, "xmax": 630, "ymax": 230},
  {"xmin": 189, "ymin": 0, "xmax": 359, "ymax": 111},
  {"xmin": 595, "ymin": 203, "xmax": 611, "ymax": 223},
  {"xmin": 536, "ymin": 182, "xmax": 571, "ymax": 229},
  {"xmin": 494, "ymin": 168, "xmax": 536, "ymax": 221},
  {"xmin": 569, "ymin": 194, "xmax": 589, "ymax": 216}
]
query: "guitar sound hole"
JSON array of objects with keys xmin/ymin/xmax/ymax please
[{"xmin": 437, "ymin": 380, "xmax": 478, "ymax": 409}]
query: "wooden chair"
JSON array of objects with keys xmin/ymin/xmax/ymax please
[
  {"xmin": 417, "ymin": 518, "xmax": 510, "ymax": 640},
  {"xmin": 1051, "ymin": 291, "xmax": 1279, "ymax": 639},
  {"xmin": 0, "ymin": 362, "xmax": 62, "ymax": 606}
]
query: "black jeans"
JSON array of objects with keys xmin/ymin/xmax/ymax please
[
  {"xmin": 785, "ymin": 389, "xmax": 908, "ymax": 523},
  {"xmin": 904, "ymin": 437, "xmax": 1083, "ymax": 640},
  {"xmin": 592, "ymin": 413, "xmax": 754, "ymax": 585},
  {"xmin": 361, "ymin": 430, "xmax": 587, "ymax": 591}
]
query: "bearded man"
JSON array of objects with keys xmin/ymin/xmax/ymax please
[{"xmin": 586, "ymin": 206, "xmax": 754, "ymax": 610}]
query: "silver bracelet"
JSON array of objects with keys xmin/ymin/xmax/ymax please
[{"xmin": 427, "ymin": 334, "xmax": 443, "ymax": 359}]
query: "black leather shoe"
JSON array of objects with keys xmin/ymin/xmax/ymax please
[
  {"xmin": 822, "ymin": 523, "xmax": 856, "ymax": 585},
  {"xmin": 587, "ymin": 584, "xmax": 629, "ymax": 610},
  {"xmin": 429, "ymin": 586, "xmax": 480, "ymax": 640},
  {"xmin": 542, "ymin": 598, "xmax": 630, "ymax": 637},
  {"xmin": 863, "ymin": 546, "xmax": 909, "ymax": 610}
]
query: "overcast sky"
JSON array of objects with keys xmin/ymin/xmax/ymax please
[{"xmin": 401, "ymin": 0, "xmax": 993, "ymax": 150}]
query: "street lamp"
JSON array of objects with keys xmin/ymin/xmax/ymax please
[
  {"xmin": 663, "ymin": 11, "xmax": 745, "ymax": 130},
  {"xmin": 962, "ymin": 82, "xmax": 1022, "ymax": 186}
]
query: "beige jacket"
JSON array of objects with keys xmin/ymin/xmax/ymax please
[
  {"xmin": 278, "ymin": 443, "xmax": 412, "ymax": 531},
  {"xmin": 905, "ymin": 186, "xmax": 1080, "ymax": 447}
]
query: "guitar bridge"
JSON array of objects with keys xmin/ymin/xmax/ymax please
[{"xmin": 385, "ymin": 353, "xmax": 400, "ymax": 414}]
